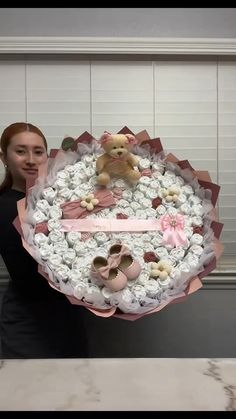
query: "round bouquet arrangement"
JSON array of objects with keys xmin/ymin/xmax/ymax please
[{"xmin": 16, "ymin": 127, "xmax": 223, "ymax": 320}]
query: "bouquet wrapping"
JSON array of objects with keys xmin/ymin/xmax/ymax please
[{"xmin": 14, "ymin": 127, "xmax": 224, "ymax": 320}]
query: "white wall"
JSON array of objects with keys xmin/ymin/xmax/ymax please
[{"xmin": 0, "ymin": 8, "xmax": 236, "ymax": 38}]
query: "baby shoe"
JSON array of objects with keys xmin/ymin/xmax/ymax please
[
  {"xmin": 101, "ymin": 268, "xmax": 127, "ymax": 292},
  {"xmin": 108, "ymin": 243, "xmax": 141, "ymax": 281},
  {"xmin": 91, "ymin": 256, "xmax": 127, "ymax": 292},
  {"xmin": 91, "ymin": 256, "xmax": 111, "ymax": 279},
  {"xmin": 118, "ymin": 254, "xmax": 142, "ymax": 281},
  {"xmin": 108, "ymin": 243, "xmax": 130, "ymax": 266}
]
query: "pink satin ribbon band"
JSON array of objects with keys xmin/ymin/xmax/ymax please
[{"xmin": 60, "ymin": 219, "xmax": 162, "ymax": 233}]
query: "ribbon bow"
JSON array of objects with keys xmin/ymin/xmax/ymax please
[{"xmin": 160, "ymin": 214, "xmax": 188, "ymax": 248}]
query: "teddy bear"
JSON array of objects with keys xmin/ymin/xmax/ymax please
[{"xmin": 96, "ymin": 132, "xmax": 141, "ymax": 186}]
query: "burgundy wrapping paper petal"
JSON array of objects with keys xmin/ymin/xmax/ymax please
[
  {"xmin": 211, "ymin": 221, "xmax": 224, "ymax": 239},
  {"xmin": 177, "ymin": 160, "xmax": 195, "ymax": 171},
  {"xmin": 35, "ymin": 222, "xmax": 49, "ymax": 235},
  {"xmin": 140, "ymin": 138, "xmax": 163, "ymax": 154},
  {"xmin": 117, "ymin": 126, "xmax": 135, "ymax": 135},
  {"xmin": 194, "ymin": 170, "xmax": 212, "ymax": 182},
  {"xmin": 49, "ymin": 149, "xmax": 59, "ymax": 158},
  {"xmin": 165, "ymin": 153, "xmax": 180, "ymax": 163},
  {"xmin": 74, "ymin": 131, "xmax": 94, "ymax": 147}
]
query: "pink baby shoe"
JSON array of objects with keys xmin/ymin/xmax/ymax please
[
  {"xmin": 91, "ymin": 256, "xmax": 127, "ymax": 292},
  {"xmin": 118, "ymin": 254, "xmax": 141, "ymax": 281},
  {"xmin": 108, "ymin": 243, "xmax": 141, "ymax": 281},
  {"xmin": 108, "ymin": 244, "xmax": 130, "ymax": 265}
]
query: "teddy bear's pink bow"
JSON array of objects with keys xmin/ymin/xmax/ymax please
[
  {"xmin": 61, "ymin": 189, "xmax": 116, "ymax": 219},
  {"xmin": 160, "ymin": 214, "xmax": 188, "ymax": 248}
]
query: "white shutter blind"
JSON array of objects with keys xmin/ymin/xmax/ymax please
[
  {"xmin": 91, "ymin": 61, "xmax": 154, "ymax": 138},
  {"xmin": 154, "ymin": 62, "xmax": 217, "ymax": 182},
  {"xmin": 26, "ymin": 60, "xmax": 91, "ymax": 150},
  {"xmin": 0, "ymin": 58, "xmax": 235, "ymax": 268},
  {"xmin": 218, "ymin": 62, "xmax": 236, "ymax": 258},
  {"xmin": 0, "ymin": 61, "xmax": 26, "ymax": 178}
]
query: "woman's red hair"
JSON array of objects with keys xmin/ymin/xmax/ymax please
[{"xmin": 0, "ymin": 122, "xmax": 47, "ymax": 194}]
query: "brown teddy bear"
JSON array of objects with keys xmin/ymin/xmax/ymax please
[{"xmin": 96, "ymin": 132, "xmax": 141, "ymax": 186}]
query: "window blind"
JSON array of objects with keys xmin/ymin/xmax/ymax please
[{"xmin": 0, "ymin": 58, "xmax": 235, "ymax": 268}]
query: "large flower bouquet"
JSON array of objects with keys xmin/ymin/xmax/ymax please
[{"xmin": 15, "ymin": 127, "xmax": 223, "ymax": 320}]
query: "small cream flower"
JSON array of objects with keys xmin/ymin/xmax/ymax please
[
  {"xmin": 150, "ymin": 260, "xmax": 172, "ymax": 280},
  {"xmin": 80, "ymin": 193, "xmax": 99, "ymax": 211},
  {"xmin": 162, "ymin": 185, "xmax": 180, "ymax": 202}
]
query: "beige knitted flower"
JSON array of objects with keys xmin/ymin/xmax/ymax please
[
  {"xmin": 150, "ymin": 260, "xmax": 172, "ymax": 280},
  {"xmin": 162, "ymin": 185, "xmax": 180, "ymax": 202},
  {"xmin": 80, "ymin": 193, "xmax": 99, "ymax": 211}
]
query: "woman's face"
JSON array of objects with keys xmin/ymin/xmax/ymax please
[{"xmin": 3, "ymin": 131, "xmax": 47, "ymax": 189}]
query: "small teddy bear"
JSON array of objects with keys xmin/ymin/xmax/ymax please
[{"xmin": 96, "ymin": 132, "xmax": 141, "ymax": 186}]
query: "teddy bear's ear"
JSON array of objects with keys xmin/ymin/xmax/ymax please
[
  {"xmin": 100, "ymin": 131, "xmax": 112, "ymax": 144},
  {"xmin": 125, "ymin": 134, "xmax": 137, "ymax": 145}
]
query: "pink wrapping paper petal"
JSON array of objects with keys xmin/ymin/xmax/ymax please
[
  {"xmin": 215, "ymin": 238, "xmax": 224, "ymax": 259},
  {"xmin": 61, "ymin": 188, "xmax": 116, "ymax": 219},
  {"xmin": 66, "ymin": 295, "xmax": 117, "ymax": 317},
  {"xmin": 25, "ymin": 159, "xmax": 49, "ymax": 202},
  {"xmin": 12, "ymin": 215, "xmax": 24, "ymax": 237},
  {"xmin": 38, "ymin": 264, "xmax": 60, "ymax": 290},
  {"xmin": 15, "ymin": 197, "xmax": 37, "ymax": 260}
]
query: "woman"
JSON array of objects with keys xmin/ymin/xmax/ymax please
[{"xmin": 0, "ymin": 122, "xmax": 88, "ymax": 358}]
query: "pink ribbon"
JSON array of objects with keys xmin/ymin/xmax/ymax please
[
  {"xmin": 160, "ymin": 214, "xmax": 188, "ymax": 247},
  {"xmin": 60, "ymin": 219, "xmax": 161, "ymax": 232},
  {"xmin": 61, "ymin": 188, "xmax": 116, "ymax": 219}
]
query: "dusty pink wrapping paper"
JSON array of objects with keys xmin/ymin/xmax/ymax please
[{"xmin": 14, "ymin": 127, "xmax": 224, "ymax": 321}]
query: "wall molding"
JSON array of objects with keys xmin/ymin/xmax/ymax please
[{"xmin": 0, "ymin": 37, "xmax": 236, "ymax": 55}]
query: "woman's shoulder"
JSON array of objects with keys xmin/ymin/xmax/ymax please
[
  {"xmin": 0, "ymin": 189, "xmax": 25, "ymax": 204},
  {"xmin": 0, "ymin": 189, "xmax": 25, "ymax": 218}
]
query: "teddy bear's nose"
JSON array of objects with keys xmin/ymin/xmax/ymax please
[{"xmin": 117, "ymin": 151, "xmax": 123, "ymax": 156}]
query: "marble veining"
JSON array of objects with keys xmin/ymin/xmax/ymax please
[
  {"xmin": 0, "ymin": 358, "xmax": 235, "ymax": 411},
  {"xmin": 204, "ymin": 359, "xmax": 236, "ymax": 411}
]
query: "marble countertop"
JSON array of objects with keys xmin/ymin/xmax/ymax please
[{"xmin": 0, "ymin": 358, "xmax": 235, "ymax": 411}]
